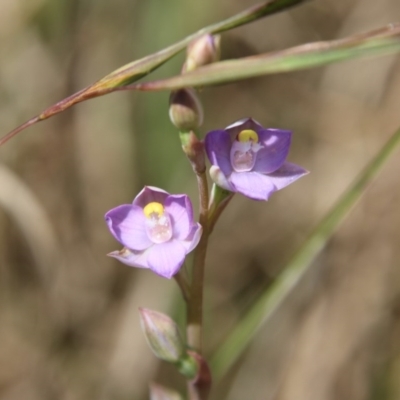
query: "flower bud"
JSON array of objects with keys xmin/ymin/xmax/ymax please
[
  {"xmin": 182, "ymin": 34, "xmax": 221, "ymax": 73},
  {"xmin": 139, "ymin": 308, "xmax": 185, "ymax": 363},
  {"xmin": 169, "ymin": 88, "xmax": 203, "ymax": 131}
]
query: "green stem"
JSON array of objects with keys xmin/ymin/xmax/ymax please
[
  {"xmin": 174, "ymin": 269, "xmax": 191, "ymax": 303},
  {"xmin": 187, "ymin": 170, "xmax": 209, "ymax": 353}
]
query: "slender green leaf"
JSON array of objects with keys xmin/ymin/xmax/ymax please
[
  {"xmin": 210, "ymin": 125, "xmax": 400, "ymax": 380},
  {"xmin": 92, "ymin": 0, "xmax": 307, "ymax": 89},
  {"xmin": 133, "ymin": 24, "xmax": 400, "ymax": 91},
  {"xmin": 0, "ymin": 0, "xmax": 307, "ymax": 146}
]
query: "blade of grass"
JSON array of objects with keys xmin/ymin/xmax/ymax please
[
  {"xmin": 0, "ymin": 0, "xmax": 307, "ymax": 146},
  {"xmin": 132, "ymin": 24, "xmax": 400, "ymax": 91},
  {"xmin": 210, "ymin": 124, "xmax": 400, "ymax": 380}
]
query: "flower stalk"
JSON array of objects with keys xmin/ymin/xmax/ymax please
[
  {"xmin": 174, "ymin": 269, "xmax": 191, "ymax": 303},
  {"xmin": 178, "ymin": 127, "xmax": 211, "ymax": 399},
  {"xmin": 186, "ymin": 167, "xmax": 209, "ymax": 354},
  {"xmin": 179, "ymin": 128, "xmax": 210, "ymax": 354}
]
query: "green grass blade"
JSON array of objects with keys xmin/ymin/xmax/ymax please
[
  {"xmin": 197, "ymin": 0, "xmax": 308, "ymax": 35},
  {"xmin": 134, "ymin": 24, "xmax": 400, "ymax": 91},
  {"xmin": 0, "ymin": 0, "xmax": 307, "ymax": 146},
  {"xmin": 93, "ymin": 0, "xmax": 308, "ymax": 89},
  {"xmin": 210, "ymin": 125, "xmax": 400, "ymax": 380}
]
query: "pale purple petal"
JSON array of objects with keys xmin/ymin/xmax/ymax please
[
  {"xmin": 164, "ymin": 194, "xmax": 192, "ymax": 240},
  {"xmin": 180, "ymin": 223, "xmax": 203, "ymax": 253},
  {"xmin": 108, "ymin": 247, "xmax": 150, "ymax": 269},
  {"xmin": 266, "ymin": 162, "xmax": 309, "ymax": 190},
  {"xmin": 133, "ymin": 186, "xmax": 169, "ymax": 208},
  {"xmin": 204, "ymin": 130, "xmax": 232, "ymax": 176},
  {"xmin": 105, "ymin": 205, "xmax": 152, "ymax": 250},
  {"xmin": 230, "ymin": 171, "xmax": 276, "ymax": 201},
  {"xmin": 254, "ymin": 129, "xmax": 292, "ymax": 173},
  {"xmin": 147, "ymin": 240, "xmax": 186, "ymax": 279},
  {"xmin": 225, "ymin": 117, "xmax": 263, "ymax": 141},
  {"xmin": 209, "ymin": 166, "xmax": 233, "ymax": 191}
]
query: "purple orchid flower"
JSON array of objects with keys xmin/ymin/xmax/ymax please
[
  {"xmin": 105, "ymin": 186, "xmax": 202, "ymax": 279},
  {"xmin": 204, "ymin": 118, "xmax": 308, "ymax": 201}
]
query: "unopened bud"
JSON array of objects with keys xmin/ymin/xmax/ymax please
[
  {"xmin": 182, "ymin": 34, "xmax": 220, "ymax": 73},
  {"xmin": 169, "ymin": 88, "xmax": 203, "ymax": 131},
  {"xmin": 139, "ymin": 308, "xmax": 185, "ymax": 363}
]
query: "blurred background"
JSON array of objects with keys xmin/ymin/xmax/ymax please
[{"xmin": 1, "ymin": 0, "xmax": 400, "ymax": 399}]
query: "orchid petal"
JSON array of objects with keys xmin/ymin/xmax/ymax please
[
  {"xmin": 164, "ymin": 194, "xmax": 192, "ymax": 240},
  {"xmin": 133, "ymin": 186, "xmax": 169, "ymax": 208},
  {"xmin": 225, "ymin": 117, "xmax": 263, "ymax": 141},
  {"xmin": 266, "ymin": 162, "xmax": 309, "ymax": 190},
  {"xmin": 254, "ymin": 129, "xmax": 292, "ymax": 173},
  {"xmin": 204, "ymin": 130, "xmax": 232, "ymax": 176},
  {"xmin": 230, "ymin": 171, "xmax": 276, "ymax": 201},
  {"xmin": 180, "ymin": 223, "xmax": 203, "ymax": 253},
  {"xmin": 147, "ymin": 240, "xmax": 186, "ymax": 279},
  {"xmin": 209, "ymin": 165, "xmax": 233, "ymax": 191},
  {"xmin": 105, "ymin": 205, "xmax": 152, "ymax": 250},
  {"xmin": 108, "ymin": 247, "xmax": 150, "ymax": 269}
]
